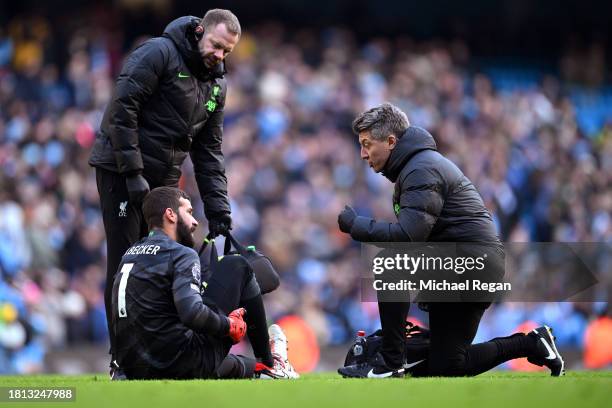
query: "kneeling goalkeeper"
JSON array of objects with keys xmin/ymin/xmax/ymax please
[{"xmin": 111, "ymin": 186, "xmax": 297, "ymax": 380}]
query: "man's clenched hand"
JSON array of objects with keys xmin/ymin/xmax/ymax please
[
  {"xmin": 338, "ymin": 205, "xmax": 357, "ymax": 233},
  {"xmin": 208, "ymin": 213, "xmax": 232, "ymax": 238}
]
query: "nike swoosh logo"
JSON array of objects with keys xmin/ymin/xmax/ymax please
[
  {"xmin": 540, "ymin": 338, "xmax": 557, "ymax": 360},
  {"xmin": 404, "ymin": 359, "xmax": 425, "ymax": 369},
  {"xmin": 367, "ymin": 369, "xmax": 393, "ymax": 378},
  {"xmin": 366, "ymin": 367, "xmax": 405, "ymax": 378},
  {"xmin": 178, "ymin": 72, "xmax": 190, "ymax": 78}
]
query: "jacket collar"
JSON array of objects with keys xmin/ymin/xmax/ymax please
[
  {"xmin": 381, "ymin": 126, "xmax": 438, "ymax": 183},
  {"xmin": 162, "ymin": 16, "xmax": 226, "ymax": 81},
  {"xmin": 148, "ymin": 228, "xmax": 170, "ymax": 240}
]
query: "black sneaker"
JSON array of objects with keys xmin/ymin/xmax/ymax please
[
  {"xmin": 109, "ymin": 360, "xmax": 128, "ymax": 381},
  {"xmin": 338, "ymin": 352, "xmax": 405, "ymax": 378},
  {"xmin": 527, "ymin": 326, "xmax": 565, "ymax": 377}
]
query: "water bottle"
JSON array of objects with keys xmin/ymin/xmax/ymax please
[{"xmin": 352, "ymin": 330, "xmax": 366, "ymax": 359}]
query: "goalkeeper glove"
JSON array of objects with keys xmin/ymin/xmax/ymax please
[{"xmin": 227, "ymin": 307, "xmax": 247, "ymax": 344}]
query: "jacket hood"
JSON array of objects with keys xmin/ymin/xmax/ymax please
[
  {"xmin": 381, "ymin": 126, "xmax": 438, "ymax": 182},
  {"xmin": 162, "ymin": 16, "xmax": 225, "ymax": 80}
]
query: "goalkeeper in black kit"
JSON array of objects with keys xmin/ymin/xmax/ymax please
[{"xmin": 111, "ymin": 187, "xmax": 298, "ymax": 380}]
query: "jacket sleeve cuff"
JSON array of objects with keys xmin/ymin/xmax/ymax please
[
  {"xmin": 220, "ymin": 316, "xmax": 230, "ymax": 337},
  {"xmin": 350, "ymin": 216, "xmax": 373, "ymax": 242},
  {"xmin": 114, "ymin": 151, "xmax": 144, "ymax": 175}
]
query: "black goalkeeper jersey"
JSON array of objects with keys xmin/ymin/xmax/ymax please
[{"xmin": 111, "ymin": 230, "xmax": 229, "ymax": 377}]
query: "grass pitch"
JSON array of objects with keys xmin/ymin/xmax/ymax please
[{"xmin": 1, "ymin": 371, "xmax": 610, "ymax": 408}]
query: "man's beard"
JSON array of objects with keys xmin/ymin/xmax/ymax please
[{"xmin": 177, "ymin": 217, "xmax": 195, "ymax": 248}]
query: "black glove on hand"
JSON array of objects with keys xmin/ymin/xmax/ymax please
[
  {"xmin": 125, "ymin": 174, "xmax": 150, "ymax": 203},
  {"xmin": 338, "ymin": 205, "xmax": 357, "ymax": 233},
  {"xmin": 208, "ymin": 213, "xmax": 232, "ymax": 238}
]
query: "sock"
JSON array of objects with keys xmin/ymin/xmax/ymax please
[
  {"xmin": 463, "ymin": 333, "xmax": 538, "ymax": 376},
  {"xmin": 493, "ymin": 332, "xmax": 538, "ymax": 359},
  {"xmin": 241, "ymin": 295, "xmax": 274, "ymax": 367},
  {"xmin": 378, "ymin": 301, "xmax": 410, "ymax": 368}
]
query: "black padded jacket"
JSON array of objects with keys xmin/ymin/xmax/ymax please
[
  {"xmin": 89, "ymin": 16, "xmax": 230, "ymax": 219},
  {"xmin": 349, "ymin": 126, "xmax": 501, "ymax": 244}
]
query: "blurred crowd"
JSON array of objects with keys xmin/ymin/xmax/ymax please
[{"xmin": 0, "ymin": 12, "xmax": 611, "ymax": 373}]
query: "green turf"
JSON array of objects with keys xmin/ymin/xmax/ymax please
[{"xmin": 1, "ymin": 372, "xmax": 610, "ymax": 408}]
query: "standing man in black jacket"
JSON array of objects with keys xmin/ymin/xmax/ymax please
[
  {"xmin": 89, "ymin": 9, "xmax": 240, "ymax": 367},
  {"xmin": 337, "ymin": 103, "xmax": 565, "ymax": 378}
]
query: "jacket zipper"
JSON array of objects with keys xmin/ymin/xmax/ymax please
[{"xmin": 188, "ymin": 78, "xmax": 201, "ymax": 130}]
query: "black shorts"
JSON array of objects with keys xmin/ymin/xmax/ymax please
[
  {"xmin": 125, "ymin": 255, "xmax": 259, "ymax": 380},
  {"xmin": 176, "ymin": 322, "xmax": 255, "ymax": 379},
  {"xmin": 187, "ymin": 331, "xmax": 233, "ymax": 379},
  {"xmin": 125, "ymin": 329, "xmax": 254, "ymax": 380}
]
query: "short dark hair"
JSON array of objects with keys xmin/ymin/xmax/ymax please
[
  {"xmin": 142, "ymin": 187, "xmax": 190, "ymax": 229},
  {"xmin": 202, "ymin": 9, "xmax": 241, "ymax": 38},
  {"xmin": 352, "ymin": 102, "xmax": 410, "ymax": 141}
]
